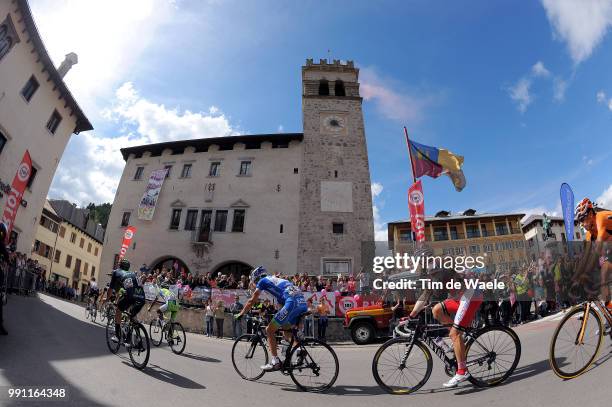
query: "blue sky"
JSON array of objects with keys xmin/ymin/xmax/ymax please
[{"xmin": 31, "ymin": 0, "xmax": 612, "ymax": 239}]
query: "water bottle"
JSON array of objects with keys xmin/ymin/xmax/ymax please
[{"xmin": 434, "ymin": 336, "xmax": 452, "ymax": 353}]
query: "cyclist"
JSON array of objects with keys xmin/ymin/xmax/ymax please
[
  {"xmin": 86, "ymin": 278, "xmax": 100, "ymax": 311},
  {"xmin": 575, "ymin": 198, "xmax": 612, "ymax": 304},
  {"xmin": 235, "ymin": 266, "xmax": 307, "ymax": 371},
  {"xmin": 104, "ymin": 258, "xmax": 146, "ymax": 344},
  {"xmin": 402, "ymin": 245, "xmax": 482, "ymax": 388},
  {"xmin": 147, "ymin": 283, "xmax": 180, "ymax": 339}
]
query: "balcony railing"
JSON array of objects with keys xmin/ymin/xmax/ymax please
[{"xmin": 191, "ymin": 227, "xmax": 212, "ymax": 244}]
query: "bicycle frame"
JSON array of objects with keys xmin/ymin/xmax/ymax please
[{"xmin": 576, "ymin": 300, "xmax": 612, "ymax": 345}]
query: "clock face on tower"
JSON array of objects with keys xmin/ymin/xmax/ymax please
[{"xmin": 321, "ymin": 113, "xmax": 348, "ymax": 135}]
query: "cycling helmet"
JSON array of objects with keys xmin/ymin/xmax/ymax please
[
  {"xmin": 118, "ymin": 258, "xmax": 130, "ymax": 271},
  {"xmin": 575, "ymin": 198, "xmax": 594, "ymax": 222},
  {"xmin": 160, "ymin": 283, "xmax": 170, "ymax": 289},
  {"xmin": 250, "ymin": 266, "xmax": 267, "ymax": 283}
]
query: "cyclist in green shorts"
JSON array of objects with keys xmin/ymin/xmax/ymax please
[{"xmin": 148, "ymin": 284, "xmax": 180, "ymax": 337}]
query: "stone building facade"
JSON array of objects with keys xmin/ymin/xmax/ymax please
[
  {"xmin": 99, "ymin": 60, "xmax": 374, "ymax": 283},
  {"xmin": 0, "ymin": 0, "xmax": 92, "ymax": 254},
  {"xmin": 388, "ymin": 210, "xmax": 528, "ymax": 274}
]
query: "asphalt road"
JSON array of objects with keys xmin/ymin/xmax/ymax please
[{"xmin": 0, "ymin": 293, "xmax": 610, "ymax": 407}]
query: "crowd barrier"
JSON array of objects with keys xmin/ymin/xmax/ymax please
[{"xmin": 0, "ymin": 264, "xmax": 39, "ymax": 300}]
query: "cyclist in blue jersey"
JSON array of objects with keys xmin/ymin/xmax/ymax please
[{"xmin": 236, "ymin": 266, "xmax": 308, "ymax": 371}]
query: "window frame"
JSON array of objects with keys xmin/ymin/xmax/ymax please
[
  {"xmin": 180, "ymin": 163, "xmax": 193, "ymax": 179},
  {"xmin": 238, "ymin": 161, "xmax": 252, "ymax": 176},
  {"xmin": 231, "ymin": 209, "xmax": 245, "ymax": 232},
  {"xmin": 21, "ymin": 75, "xmax": 39, "ymax": 103},
  {"xmin": 332, "ymin": 222, "xmax": 344, "ymax": 235},
  {"xmin": 134, "ymin": 166, "xmax": 145, "ymax": 180},
  {"xmin": 120, "ymin": 212, "xmax": 131, "ymax": 227},
  {"xmin": 213, "ymin": 210, "xmax": 228, "ymax": 232},
  {"xmin": 46, "ymin": 110, "xmax": 62, "ymax": 135},
  {"xmin": 209, "ymin": 162, "xmax": 221, "ymax": 177},
  {"xmin": 169, "ymin": 209, "xmax": 182, "ymax": 230},
  {"xmin": 184, "ymin": 209, "xmax": 198, "ymax": 231}
]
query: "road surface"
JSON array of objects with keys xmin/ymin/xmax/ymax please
[{"xmin": 0, "ymin": 293, "xmax": 609, "ymax": 407}]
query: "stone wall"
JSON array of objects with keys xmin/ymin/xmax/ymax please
[{"xmin": 138, "ymin": 301, "xmax": 350, "ymax": 341}]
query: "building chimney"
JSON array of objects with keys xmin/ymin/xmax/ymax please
[{"xmin": 57, "ymin": 52, "xmax": 78, "ymax": 78}]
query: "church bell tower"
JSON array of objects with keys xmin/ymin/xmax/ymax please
[{"xmin": 298, "ymin": 59, "xmax": 374, "ymax": 276}]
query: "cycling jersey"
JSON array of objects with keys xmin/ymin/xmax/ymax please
[
  {"xmin": 256, "ymin": 276, "xmax": 307, "ymax": 327},
  {"xmin": 156, "ymin": 288, "xmax": 180, "ymax": 320},
  {"xmin": 256, "ymin": 276, "xmax": 298, "ymax": 305},
  {"xmin": 109, "ymin": 269, "xmax": 145, "ymax": 317},
  {"xmin": 585, "ymin": 211, "xmax": 612, "ymax": 242}
]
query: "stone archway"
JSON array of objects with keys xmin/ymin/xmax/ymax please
[
  {"xmin": 150, "ymin": 256, "xmax": 191, "ymax": 275},
  {"xmin": 211, "ymin": 261, "xmax": 252, "ymax": 279}
]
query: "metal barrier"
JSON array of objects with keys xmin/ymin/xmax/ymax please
[{"xmin": 0, "ymin": 263, "xmax": 38, "ymax": 298}]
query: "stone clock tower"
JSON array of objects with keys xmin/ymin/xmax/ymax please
[{"xmin": 298, "ymin": 59, "xmax": 374, "ymax": 276}]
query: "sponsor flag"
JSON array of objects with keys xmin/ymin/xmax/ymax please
[
  {"xmin": 404, "ymin": 130, "xmax": 466, "ymax": 191},
  {"xmin": 1, "ymin": 150, "xmax": 32, "ymax": 243},
  {"xmin": 118, "ymin": 226, "xmax": 137, "ymax": 260},
  {"xmin": 137, "ymin": 168, "xmax": 169, "ymax": 220},
  {"xmin": 408, "ymin": 180, "xmax": 426, "ymax": 242},
  {"xmin": 560, "ymin": 183, "xmax": 575, "ymax": 242}
]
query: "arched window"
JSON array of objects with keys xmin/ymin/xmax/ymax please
[
  {"xmin": 318, "ymin": 80, "xmax": 329, "ymax": 96},
  {"xmin": 334, "ymin": 80, "xmax": 345, "ymax": 96}
]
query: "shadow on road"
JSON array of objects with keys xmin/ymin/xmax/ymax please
[
  {"xmin": 179, "ymin": 351, "xmax": 222, "ymax": 363},
  {"xmin": 121, "ymin": 362, "xmax": 206, "ymax": 389},
  {"xmin": 0, "ymin": 294, "xmax": 112, "ymax": 407}
]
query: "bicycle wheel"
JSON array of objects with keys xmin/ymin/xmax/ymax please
[
  {"xmin": 128, "ymin": 322, "xmax": 150, "ymax": 370},
  {"xmin": 169, "ymin": 322, "xmax": 187, "ymax": 355},
  {"xmin": 466, "ymin": 325, "xmax": 521, "ymax": 387},
  {"xmin": 372, "ymin": 337, "xmax": 432, "ymax": 394},
  {"xmin": 84, "ymin": 305, "xmax": 90, "ymax": 320},
  {"xmin": 288, "ymin": 338, "xmax": 339, "ymax": 392},
  {"xmin": 105, "ymin": 321, "xmax": 120, "ymax": 354},
  {"xmin": 149, "ymin": 320, "xmax": 164, "ymax": 346},
  {"xmin": 231, "ymin": 334, "xmax": 268, "ymax": 380},
  {"xmin": 100, "ymin": 305, "xmax": 106, "ymax": 323},
  {"xmin": 91, "ymin": 306, "xmax": 97, "ymax": 322},
  {"xmin": 549, "ymin": 304, "xmax": 603, "ymax": 379}
]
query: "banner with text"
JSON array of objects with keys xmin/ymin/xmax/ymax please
[
  {"xmin": 1, "ymin": 150, "xmax": 32, "ymax": 243},
  {"xmin": 137, "ymin": 168, "xmax": 168, "ymax": 221},
  {"xmin": 118, "ymin": 226, "xmax": 137, "ymax": 260},
  {"xmin": 408, "ymin": 180, "xmax": 426, "ymax": 242}
]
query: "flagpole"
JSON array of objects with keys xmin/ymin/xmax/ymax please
[{"xmin": 404, "ymin": 126, "xmax": 417, "ymax": 183}]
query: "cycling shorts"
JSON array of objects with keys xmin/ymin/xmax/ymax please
[
  {"xmin": 117, "ymin": 286, "xmax": 146, "ymax": 318},
  {"xmin": 272, "ymin": 294, "xmax": 308, "ymax": 327},
  {"xmin": 442, "ymin": 289, "xmax": 483, "ymax": 328},
  {"xmin": 159, "ymin": 300, "xmax": 179, "ymax": 320}
]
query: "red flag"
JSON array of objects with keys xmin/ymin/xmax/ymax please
[
  {"xmin": 408, "ymin": 180, "xmax": 426, "ymax": 242},
  {"xmin": 1, "ymin": 150, "xmax": 32, "ymax": 243},
  {"xmin": 118, "ymin": 226, "xmax": 137, "ymax": 259}
]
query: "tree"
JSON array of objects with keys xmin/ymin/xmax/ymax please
[{"xmin": 86, "ymin": 202, "xmax": 112, "ymax": 229}]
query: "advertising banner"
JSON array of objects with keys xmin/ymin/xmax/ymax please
[
  {"xmin": 560, "ymin": 183, "xmax": 575, "ymax": 242},
  {"xmin": 1, "ymin": 150, "xmax": 32, "ymax": 243},
  {"xmin": 118, "ymin": 226, "xmax": 137, "ymax": 260},
  {"xmin": 408, "ymin": 180, "xmax": 426, "ymax": 242},
  {"xmin": 137, "ymin": 168, "xmax": 168, "ymax": 220}
]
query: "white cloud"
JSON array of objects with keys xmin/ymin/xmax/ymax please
[
  {"xmin": 507, "ymin": 78, "xmax": 532, "ymax": 113},
  {"xmin": 532, "ymin": 61, "xmax": 551, "ymax": 77},
  {"xmin": 277, "ymin": 125, "xmax": 284, "ymax": 133},
  {"xmin": 360, "ymin": 68, "xmax": 434, "ymax": 124},
  {"xmin": 541, "ymin": 0, "xmax": 612, "ymax": 64},
  {"xmin": 371, "ymin": 182, "xmax": 387, "ymax": 241},
  {"xmin": 597, "ymin": 184, "xmax": 612, "ymax": 208},
  {"xmin": 49, "ymin": 82, "xmax": 238, "ymax": 204},
  {"xmin": 30, "ymin": 0, "xmax": 176, "ymax": 116},
  {"xmin": 597, "ymin": 90, "xmax": 607, "ymax": 102},
  {"xmin": 553, "ymin": 77, "xmax": 567, "ymax": 101}
]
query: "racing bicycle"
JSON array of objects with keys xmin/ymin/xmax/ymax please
[
  {"xmin": 231, "ymin": 314, "xmax": 339, "ymax": 392},
  {"xmin": 372, "ymin": 306, "xmax": 521, "ymax": 394},
  {"xmin": 84, "ymin": 299, "xmax": 98, "ymax": 322},
  {"xmin": 149, "ymin": 313, "xmax": 187, "ymax": 355},
  {"xmin": 549, "ymin": 299, "xmax": 612, "ymax": 379},
  {"xmin": 105, "ymin": 310, "xmax": 150, "ymax": 370}
]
